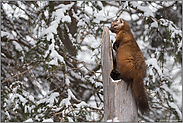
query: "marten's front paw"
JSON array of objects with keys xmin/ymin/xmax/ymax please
[
  {"xmin": 113, "ymin": 41, "xmax": 120, "ymax": 51},
  {"xmin": 110, "ymin": 69, "xmax": 121, "ymax": 80}
]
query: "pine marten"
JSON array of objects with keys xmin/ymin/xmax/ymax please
[{"xmin": 110, "ymin": 18, "xmax": 149, "ymax": 115}]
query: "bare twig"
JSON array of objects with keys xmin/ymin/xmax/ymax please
[
  {"xmin": 146, "ymin": 89, "xmax": 166, "ymax": 108},
  {"xmin": 1, "ymin": 61, "xmax": 42, "ymax": 84}
]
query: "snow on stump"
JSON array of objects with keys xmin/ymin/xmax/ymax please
[{"xmin": 101, "ymin": 27, "xmax": 138, "ymax": 122}]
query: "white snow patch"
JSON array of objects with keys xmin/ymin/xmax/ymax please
[
  {"xmin": 95, "ymin": 81, "xmax": 103, "ymax": 87},
  {"xmin": 28, "ymin": 95, "xmax": 34, "ymax": 102},
  {"xmin": 46, "ymin": 92, "xmax": 59, "ymax": 106},
  {"xmin": 42, "ymin": 118, "xmax": 54, "ymax": 122},
  {"xmin": 40, "ymin": 2, "xmax": 74, "ymax": 37},
  {"xmin": 48, "ymin": 57, "xmax": 59, "ymax": 66},
  {"xmin": 59, "ymin": 89, "xmax": 79, "ymax": 107},
  {"xmin": 112, "ymin": 79, "xmax": 121, "ymax": 83},
  {"xmin": 12, "ymin": 41, "xmax": 23, "ymax": 51},
  {"xmin": 59, "ymin": 97, "xmax": 71, "ymax": 107},
  {"xmin": 159, "ymin": 19, "xmax": 182, "ymax": 38},
  {"xmin": 107, "ymin": 117, "xmax": 119, "ymax": 122},
  {"xmin": 67, "ymin": 117, "xmax": 74, "ymax": 122},
  {"xmin": 45, "ymin": 39, "xmax": 64, "ymax": 65},
  {"xmin": 1, "ymin": 31, "xmax": 14, "ymax": 39},
  {"xmin": 75, "ymin": 101, "xmax": 89, "ymax": 108},
  {"xmin": 160, "ymin": 84, "xmax": 171, "ymax": 92},
  {"xmin": 37, "ymin": 92, "xmax": 59, "ymax": 107},
  {"xmin": 10, "ymin": 94, "xmax": 27, "ymax": 106},
  {"xmin": 151, "ymin": 21, "xmax": 158, "ymax": 28},
  {"xmin": 25, "ymin": 118, "xmax": 33, "ymax": 122},
  {"xmin": 68, "ymin": 89, "xmax": 78, "ymax": 101},
  {"xmin": 77, "ymin": 20, "xmax": 86, "ymax": 26},
  {"xmin": 65, "ymin": 76, "xmax": 70, "ymax": 86},
  {"xmin": 162, "ymin": 1, "xmax": 175, "ymax": 7},
  {"xmin": 131, "ymin": 1, "xmax": 154, "ymax": 17},
  {"xmin": 169, "ymin": 102, "xmax": 182, "ymax": 120},
  {"xmin": 113, "ymin": 117, "xmax": 120, "ymax": 122},
  {"xmin": 5, "ymin": 111, "xmax": 11, "ymax": 120},
  {"xmin": 146, "ymin": 58, "xmax": 163, "ymax": 77}
]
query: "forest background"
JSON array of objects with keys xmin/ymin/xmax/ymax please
[{"xmin": 1, "ymin": 1, "xmax": 182, "ymax": 122}]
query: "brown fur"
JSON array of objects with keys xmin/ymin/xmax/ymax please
[{"xmin": 110, "ymin": 18, "xmax": 149, "ymax": 115}]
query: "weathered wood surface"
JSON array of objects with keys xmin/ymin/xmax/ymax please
[{"xmin": 101, "ymin": 27, "xmax": 138, "ymax": 122}]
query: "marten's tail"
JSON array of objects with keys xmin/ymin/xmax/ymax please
[{"xmin": 132, "ymin": 75, "xmax": 149, "ymax": 115}]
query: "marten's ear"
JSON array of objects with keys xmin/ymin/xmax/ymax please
[
  {"xmin": 117, "ymin": 18, "xmax": 124, "ymax": 24},
  {"xmin": 117, "ymin": 18, "xmax": 124, "ymax": 28},
  {"xmin": 119, "ymin": 18, "xmax": 123, "ymax": 23}
]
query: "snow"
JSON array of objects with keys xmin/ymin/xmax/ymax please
[
  {"xmin": 25, "ymin": 105, "xmax": 35, "ymax": 113},
  {"xmin": 12, "ymin": 41, "xmax": 23, "ymax": 51},
  {"xmin": 146, "ymin": 58, "xmax": 163, "ymax": 77},
  {"xmin": 59, "ymin": 97, "xmax": 71, "ymax": 107},
  {"xmin": 1, "ymin": 31, "xmax": 14, "ymax": 39},
  {"xmin": 160, "ymin": 84, "xmax": 171, "ymax": 93},
  {"xmin": 77, "ymin": 35, "xmax": 101, "ymax": 65},
  {"xmin": 169, "ymin": 65, "xmax": 182, "ymax": 107},
  {"xmin": 159, "ymin": 19, "xmax": 182, "ymax": 38},
  {"xmin": 28, "ymin": 95, "xmax": 34, "ymax": 102},
  {"xmin": 41, "ymin": 24, "xmax": 57, "ymax": 38},
  {"xmin": 17, "ymin": 94, "xmax": 27, "ymax": 106},
  {"xmin": 77, "ymin": 20, "xmax": 86, "ymax": 26},
  {"xmin": 68, "ymin": 89, "xmax": 78, "ymax": 101},
  {"xmin": 162, "ymin": 1, "xmax": 175, "ymax": 7},
  {"xmin": 95, "ymin": 81, "xmax": 103, "ymax": 87},
  {"xmin": 44, "ymin": 39, "xmax": 65, "ymax": 65},
  {"xmin": 47, "ymin": 92, "xmax": 59, "ymax": 106},
  {"xmin": 113, "ymin": 117, "xmax": 120, "ymax": 122},
  {"xmin": 151, "ymin": 21, "xmax": 158, "ymax": 28},
  {"xmin": 106, "ymin": 119, "xmax": 112, "ymax": 122},
  {"xmin": 9, "ymin": 82, "xmax": 28, "ymax": 106},
  {"xmin": 40, "ymin": 2, "xmax": 74, "ymax": 37},
  {"xmin": 130, "ymin": 1, "xmax": 154, "ymax": 17},
  {"xmin": 87, "ymin": 95, "xmax": 103, "ymax": 109},
  {"xmin": 2, "ymin": 3, "xmax": 19, "ymax": 18},
  {"xmin": 25, "ymin": 118, "xmax": 33, "ymax": 122},
  {"xmin": 67, "ymin": 117, "xmax": 74, "ymax": 122},
  {"xmin": 5, "ymin": 111, "xmax": 11, "ymax": 120},
  {"xmin": 112, "ymin": 79, "xmax": 121, "ymax": 83},
  {"xmin": 149, "ymin": 2, "xmax": 163, "ymax": 13},
  {"xmin": 59, "ymin": 89, "xmax": 79, "ymax": 107},
  {"xmin": 75, "ymin": 101, "xmax": 89, "ymax": 108},
  {"xmin": 48, "ymin": 57, "xmax": 59, "ymax": 65},
  {"xmin": 65, "ymin": 76, "xmax": 70, "ymax": 86},
  {"xmin": 37, "ymin": 92, "xmax": 59, "ymax": 107},
  {"xmin": 131, "ymin": 14, "xmax": 139, "ymax": 20},
  {"xmin": 168, "ymin": 102, "xmax": 182, "ymax": 120},
  {"xmin": 107, "ymin": 117, "xmax": 119, "ymax": 122},
  {"xmin": 42, "ymin": 118, "xmax": 54, "ymax": 122},
  {"xmin": 170, "ymin": 29, "xmax": 182, "ymax": 39}
]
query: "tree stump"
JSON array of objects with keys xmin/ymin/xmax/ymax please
[{"xmin": 101, "ymin": 27, "xmax": 138, "ymax": 122}]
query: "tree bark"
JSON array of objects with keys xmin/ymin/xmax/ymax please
[{"xmin": 101, "ymin": 27, "xmax": 138, "ymax": 122}]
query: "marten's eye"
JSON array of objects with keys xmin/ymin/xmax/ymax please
[{"xmin": 114, "ymin": 24, "xmax": 118, "ymax": 27}]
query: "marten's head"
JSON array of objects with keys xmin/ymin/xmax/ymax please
[{"xmin": 110, "ymin": 18, "xmax": 130, "ymax": 34}]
